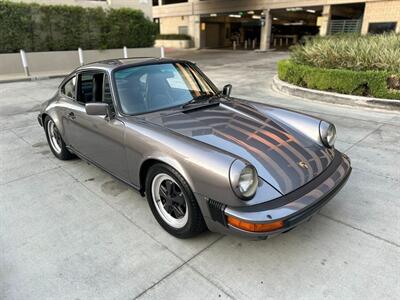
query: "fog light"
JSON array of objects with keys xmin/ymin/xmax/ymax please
[{"xmin": 227, "ymin": 216, "xmax": 284, "ymax": 232}]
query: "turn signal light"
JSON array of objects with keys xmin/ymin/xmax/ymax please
[{"xmin": 227, "ymin": 216, "xmax": 284, "ymax": 232}]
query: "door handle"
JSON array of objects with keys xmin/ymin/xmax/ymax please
[{"xmin": 68, "ymin": 112, "xmax": 76, "ymax": 120}]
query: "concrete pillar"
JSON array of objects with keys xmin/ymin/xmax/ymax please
[
  {"xmin": 360, "ymin": 3, "xmax": 369, "ymax": 35},
  {"xmin": 361, "ymin": 21, "xmax": 368, "ymax": 35},
  {"xmin": 319, "ymin": 5, "xmax": 331, "ymax": 36},
  {"xmin": 188, "ymin": 15, "xmax": 201, "ymax": 49},
  {"xmin": 223, "ymin": 22, "xmax": 231, "ymax": 47},
  {"xmin": 239, "ymin": 27, "xmax": 244, "ymax": 44},
  {"xmin": 259, "ymin": 9, "xmax": 272, "ymax": 51},
  {"xmin": 158, "ymin": 0, "xmax": 162, "ymax": 6}
]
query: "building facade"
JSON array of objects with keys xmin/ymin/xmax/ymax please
[
  {"xmin": 12, "ymin": 0, "xmax": 153, "ymax": 18},
  {"xmin": 153, "ymin": 0, "xmax": 400, "ymax": 49}
]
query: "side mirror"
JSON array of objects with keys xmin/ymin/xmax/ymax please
[
  {"xmin": 85, "ymin": 103, "xmax": 111, "ymax": 118},
  {"xmin": 222, "ymin": 84, "xmax": 232, "ymax": 97}
]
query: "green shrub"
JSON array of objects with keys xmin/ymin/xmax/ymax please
[
  {"xmin": 278, "ymin": 60, "xmax": 400, "ymax": 100},
  {"xmin": 156, "ymin": 34, "xmax": 191, "ymax": 40},
  {"xmin": 0, "ymin": 1, "xmax": 158, "ymax": 53},
  {"xmin": 290, "ymin": 33, "xmax": 400, "ymax": 72}
]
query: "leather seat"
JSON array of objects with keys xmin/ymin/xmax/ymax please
[
  {"xmin": 92, "ymin": 73, "xmax": 104, "ymax": 103},
  {"xmin": 146, "ymin": 73, "xmax": 173, "ymax": 110}
]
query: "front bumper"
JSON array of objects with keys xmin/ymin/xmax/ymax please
[{"xmin": 204, "ymin": 151, "xmax": 351, "ymax": 238}]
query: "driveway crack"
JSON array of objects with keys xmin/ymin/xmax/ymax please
[
  {"xmin": 133, "ymin": 235, "xmax": 234, "ymax": 300},
  {"xmin": 342, "ymin": 124, "xmax": 385, "ymax": 152},
  {"xmin": 319, "ymin": 213, "xmax": 399, "ymax": 248}
]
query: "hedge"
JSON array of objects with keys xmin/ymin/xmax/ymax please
[
  {"xmin": 278, "ymin": 60, "xmax": 400, "ymax": 100},
  {"xmin": 0, "ymin": 1, "xmax": 158, "ymax": 53},
  {"xmin": 155, "ymin": 34, "xmax": 191, "ymax": 40}
]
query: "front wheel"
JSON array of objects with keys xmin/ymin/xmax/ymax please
[
  {"xmin": 44, "ymin": 116, "xmax": 75, "ymax": 160},
  {"xmin": 145, "ymin": 164, "xmax": 206, "ymax": 238}
]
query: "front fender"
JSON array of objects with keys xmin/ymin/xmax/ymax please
[
  {"xmin": 139, "ymin": 153, "xmax": 197, "ymax": 193},
  {"xmin": 250, "ymin": 101, "xmax": 325, "ymax": 147},
  {"xmin": 124, "ymin": 119, "xmax": 250, "ymax": 207}
]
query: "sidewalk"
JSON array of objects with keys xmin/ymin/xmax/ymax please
[
  {"xmin": 0, "ymin": 47, "xmax": 162, "ymax": 84},
  {"xmin": 1, "ymin": 50, "xmax": 399, "ymax": 299},
  {"xmin": 0, "ymin": 71, "xmax": 69, "ymax": 84}
]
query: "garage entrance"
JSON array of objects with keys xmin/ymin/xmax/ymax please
[
  {"xmin": 200, "ymin": 7, "xmax": 325, "ymax": 50},
  {"xmin": 198, "ymin": 4, "xmax": 366, "ymax": 50},
  {"xmin": 270, "ymin": 7, "xmax": 323, "ymax": 49},
  {"xmin": 200, "ymin": 12, "xmax": 262, "ymax": 49}
]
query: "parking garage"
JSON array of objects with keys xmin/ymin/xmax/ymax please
[
  {"xmin": 153, "ymin": 0, "xmax": 399, "ymax": 50},
  {"xmin": 199, "ymin": 3, "xmax": 366, "ymax": 50}
]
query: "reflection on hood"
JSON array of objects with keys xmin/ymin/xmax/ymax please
[{"xmin": 148, "ymin": 101, "xmax": 334, "ymax": 195}]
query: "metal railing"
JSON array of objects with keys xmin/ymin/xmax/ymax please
[{"xmin": 328, "ymin": 19, "xmax": 362, "ymax": 34}]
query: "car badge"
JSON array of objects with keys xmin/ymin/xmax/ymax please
[{"xmin": 298, "ymin": 161, "xmax": 309, "ymax": 169}]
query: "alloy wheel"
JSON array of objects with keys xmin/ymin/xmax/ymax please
[
  {"xmin": 151, "ymin": 173, "xmax": 188, "ymax": 229},
  {"xmin": 47, "ymin": 120, "xmax": 62, "ymax": 154}
]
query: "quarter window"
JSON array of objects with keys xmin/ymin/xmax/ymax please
[{"xmin": 61, "ymin": 76, "xmax": 76, "ymax": 99}]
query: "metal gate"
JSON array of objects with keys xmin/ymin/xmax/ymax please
[{"xmin": 328, "ymin": 19, "xmax": 362, "ymax": 34}]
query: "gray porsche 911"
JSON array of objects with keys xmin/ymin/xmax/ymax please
[{"xmin": 38, "ymin": 57, "xmax": 351, "ymax": 239}]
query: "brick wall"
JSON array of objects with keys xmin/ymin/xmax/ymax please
[
  {"xmin": 361, "ymin": 0, "xmax": 400, "ymax": 33},
  {"xmin": 159, "ymin": 16, "xmax": 190, "ymax": 34}
]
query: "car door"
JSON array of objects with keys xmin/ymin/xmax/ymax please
[
  {"xmin": 58, "ymin": 74, "xmax": 78, "ymax": 145},
  {"xmin": 65, "ymin": 70, "xmax": 129, "ymax": 181}
]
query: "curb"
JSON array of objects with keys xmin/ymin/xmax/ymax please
[
  {"xmin": 272, "ymin": 75, "xmax": 400, "ymax": 111},
  {"xmin": 0, "ymin": 73, "xmax": 68, "ymax": 84}
]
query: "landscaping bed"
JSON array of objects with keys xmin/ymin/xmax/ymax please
[
  {"xmin": 277, "ymin": 34, "xmax": 400, "ymax": 100},
  {"xmin": 154, "ymin": 34, "xmax": 192, "ymax": 49}
]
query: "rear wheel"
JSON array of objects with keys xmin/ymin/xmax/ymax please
[
  {"xmin": 44, "ymin": 116, "xmax": 74, "ymax": 160},
  {"xmin": 145, "ymin": 163, "xmax": 206, "ymax": 238}
]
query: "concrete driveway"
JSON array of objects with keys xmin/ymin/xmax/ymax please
[{"xmin": 1, "ymin": 50, "xmax": 399, "ymax": 300}]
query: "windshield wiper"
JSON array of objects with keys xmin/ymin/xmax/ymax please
[{"xmin": 181, "ymin": 94, "xmax": 218, "ymax": 109}]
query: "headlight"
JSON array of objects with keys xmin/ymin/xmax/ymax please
[
  {"xmin": 319, "ymin": 121, "xmax": 336, "ymax": 148},
  {"xmin": 230, "ymin": 160, "xmax": 258, "ymax": 200}
]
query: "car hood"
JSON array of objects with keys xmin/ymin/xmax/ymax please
[{"xmin": 146, "ymin": 100, "xmax": 334, "ymax": 195}]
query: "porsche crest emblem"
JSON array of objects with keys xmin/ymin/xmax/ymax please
[{"xmin": 298, "ymin": 161, "xmax": 309, "ymax": 169}]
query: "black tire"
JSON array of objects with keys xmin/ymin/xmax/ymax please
[
  {"xmin": 145, "ymin": 163, "xmax": 207, "ymax": 238},
  {"xmin": 44, "ymin": 116, "xmax": 75, "ymax": 160}
]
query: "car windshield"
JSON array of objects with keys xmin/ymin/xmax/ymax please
[{"xmin": 114, "ymin": 62, "xmax": 217, "ymax": 115}]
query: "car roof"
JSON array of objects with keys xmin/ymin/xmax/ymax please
[{"xmin": 77, "ymin": 57, "xmax": 192, "ymax": 72}]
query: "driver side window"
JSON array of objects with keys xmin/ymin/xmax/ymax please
[{"xmin": 77, "ymin": 71, "xmax": 115, "ymax": 112}]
